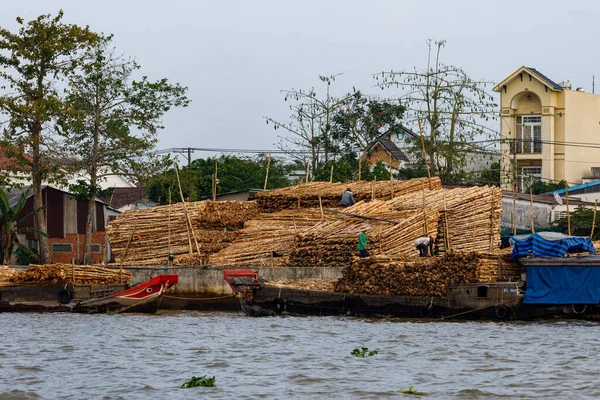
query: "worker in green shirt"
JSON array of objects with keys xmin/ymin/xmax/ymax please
[{"xmin": 358, "ymin": 231, "xmax": 368, "ymax": 257}]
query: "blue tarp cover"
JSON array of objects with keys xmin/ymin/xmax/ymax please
[
  {"xmin": 524, "ymin": 265, "xmax": 600, "ymax": 304},
  {"xmin": 511, "ymin": 232, "xmax": 597, "ymax": 259}
]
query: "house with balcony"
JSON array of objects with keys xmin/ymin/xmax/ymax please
[{"xmin": 494, "ymin": 66, "xmax": 600, "ymax": 192}]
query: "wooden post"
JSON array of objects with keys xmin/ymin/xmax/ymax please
[
  {"xmin": 529, "ymin": 187, "xmax": 535, "ymax": 233},
  {"xmin": 371, "ymin": 181, "xmax": 374, "ymax": 201},
  {"xmin": 443, "ymin": 191, "xmax": 451, "ymax": 253},
  {"xmin": 263, "ymin": 152, "xmax": 271, "ymax": 191},
  {"xmin": 591, "ymin": 199, "xmax": 598, "ymax": 239},
  {"xmin": 330, "ymin": 165, "xmax": 334, "ymax": 183},
  {"xmin": 168, "ymin": 187, "xmax": 172, "ymax": 266},
  {"xmin": 174, "ymin": 164, "xmax": 200, "ymax": 254},
  {"xmin": 512, "ymin": 180, "xmax": 517, "ymax": 236},
  {"xmin": 442, "ymin": 191, "xmax": 449, "ymax": 253},
  {"xmin": 472, "ymin": 219, "xmax": 476, "ymax": 251},
  {"xmin": 422, "ymin": 182, "xmax": 428, "ymax": 235},
  {"xmin": 305, "ymin": 160, "xmax": 310, "ymax": 182},
  {"xmin": 213, "ymin": 161, "xmax": 218, "ymax": 201},
  {"xmin": 566, "ymin": 182, "xmax": 571, "ymax": 236},
  {"xmin": 489, "ymin": 188, "xmax": 496, "ymax": 250},
  {"xmin": 389, "ymin": 153, "xmax": 393, "ymax": 181},
  {"xmin": 357, "ymin": 152, "xmax": 362, "ymax": 181},
  {"xmin": 120, "ymin": 231, "xmax": 135, "ymax": 283},
  {"xmin": 417, "ymin": 119, "xmax": 432, "ymax": 189},
  {"xmin": 319, "ymin": 192, "xmax": 324, "ymax": 220}
]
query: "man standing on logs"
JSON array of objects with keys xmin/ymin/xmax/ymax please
[
  {"xmin": 341, "ymin": 188, "xmax": 355, "ymax": 207},
  {"xmin": 414, "ymin": 236, "xmax": 434, "ymax": 257},
  {"xmin": 358, "ymin": 231, "xmax": 368, "ymax": 258}
]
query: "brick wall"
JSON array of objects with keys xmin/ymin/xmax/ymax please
[{"xmin": 48, "ymin": 232, "xmax": 107, "ymax": 264}]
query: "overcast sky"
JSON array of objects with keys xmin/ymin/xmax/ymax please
[{"xmin": 3, "ymin": 0, "xmax": 600, "ymax": 162}]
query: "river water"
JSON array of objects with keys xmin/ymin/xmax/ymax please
[{"xmin": 1, "ymin": 312, "xmax": 600, "ymax": 399}]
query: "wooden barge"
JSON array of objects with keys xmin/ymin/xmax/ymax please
[{"xmin": 224, "ymin": 233, "xmax": 600, "ymax": 321}]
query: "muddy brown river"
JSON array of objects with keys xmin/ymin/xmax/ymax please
[{"xmin": 1, "ymin": 311, "xmax": 599, "ymax": 399}]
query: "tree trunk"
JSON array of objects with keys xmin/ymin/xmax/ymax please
[
  {"xmin": 83, "ymin": 196, "xmax": 95, "ymax": 264},
  {"xmin": 33, "ymin": 175, "xmax": 50, "ymax": 263},
  {"xmin": 32, "ymin": 126, "xmax": 50, "ymax": 264}
]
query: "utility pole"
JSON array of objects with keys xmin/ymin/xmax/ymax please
[{"xmin": 188, "ymin": 147, "xmax": 192, "ymax": 167}]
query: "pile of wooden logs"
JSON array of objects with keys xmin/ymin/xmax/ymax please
[
  {"xmin": 0, "ymin": 265, "xmax": 18, "ymax": 283},
  {"xmin": 255, "ymin": 177, "xmax": 442, "ymax": 212},
  {"xmin": 265, "ymin": 279, "xmax": 337, "ymax": 292},
  {"xmin": 210, "ymin": 209, "xmax": 332, "ymax": 267},
  {"xmin": 10, "ymin": 264, "xmax": 131, "ymax": 285},
  {"xmin": 335, "ymin": 250, "xmax": 521, "ymax": 296},
  {"xmin": 335, "ymin": 255, "xmax": 477, "ymax": 297},
  {"xmin": 107, "ymin": 201, "xmax": 259, "ymax": 266},
  {"xmin": 387, "ymin": 186, "xmax": 503, "ymax": 254},
  {"xmin": 287, "ymin": 200, "xmax": 439, "ymax": 268}
]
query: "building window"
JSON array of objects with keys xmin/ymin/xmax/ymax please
[
  {"xmin": 514, "ymin": 115, "xmax": 542, "ymax": 153},
  {"xmin": 553, "ymin": 211, "xmax": 568, "ymax": 221},
  {"xmin": 519, "ymin": 166, "xmax": 542, "ymax": 192},
  {"xmin": 91, "ymin": 244, "xmax": 102, "ymax": 254},
  {"xmin": 52, "ymin": 243, "xmax": 73, "ymax": 253}
]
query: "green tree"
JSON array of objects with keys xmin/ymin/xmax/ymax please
[
  {"xmin": 553, "ymin": 206, "xmax": 600, "ymax": 239},
  {"xmin": 0, "ymin": 189, "xmax": 46, "ymax": 264},
  {"xmin": 528, "ymin": 180, "xmax": 567, "ymax": 195},
  {"xmin": 56, "ymin": 37, "xmax": 190, "ymax": 263},
  {"xmin": 0, "ymin": 11, "xmax": 100, "ymax": 263},
  {"xmin": 331, "ymin": 92, "xmax": 406, "ymax": 154},
  {"xmin": 376, "ymin": 40, "xmax": 497, "ymax": 184},
  {"xmin": 148, "ymin": 155, "xmax": 292, "ymax": 203},
  {"xmin": 265, "ymin": 74, "xmax": 355, "ymax": 176}
]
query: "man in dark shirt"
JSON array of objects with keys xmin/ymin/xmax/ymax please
[{"xmin": 340, "ymin": 188, "xmax": 355, "ymax": 207}]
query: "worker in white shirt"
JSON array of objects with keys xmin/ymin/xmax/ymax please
[{"xmin": 414, "ymin": 236, "xmax": 434, "ymax": 257}]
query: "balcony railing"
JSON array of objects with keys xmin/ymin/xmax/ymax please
[{"xmin": 509, "ymin": 139, "xmax": 542, "ymax": 154}]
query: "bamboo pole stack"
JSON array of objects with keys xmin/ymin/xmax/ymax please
[
  {"xmin": 287, "ymin": 200, "xmax": 439, "ymax": 268},
  {"xmin": 255, "ymin": 177, "xmax": 442, "ymax": 212},
  {"xmin": 387, "ymin": 186, "xmax": 503, "ymax": 254},
  {"xmin": 0, "ymin": 265, "xmax": 18, "ymax": 283},
  {"xmin": 107, "ymin": 200, "xmax": 259, "ymax": 266},
  {"xmin": 210, "ymin": 209, "xmax": 333, "ymax": 267},
  {"xmin": 9, "ymin": 264, "xmax": 132, "ymax": 285}
]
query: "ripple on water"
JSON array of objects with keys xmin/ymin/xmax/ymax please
[{"xmin": 2, "ymin": 312, "xmax": 600, "ymax": 399}]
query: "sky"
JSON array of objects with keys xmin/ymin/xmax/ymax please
[{"xmin": 3, "ymin": 0, "xmax": 600, "ymax": 162}]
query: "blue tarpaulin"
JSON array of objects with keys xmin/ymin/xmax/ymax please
[
  {"xmin": 524, "ymin": 264, "xmax": 600, "ymax": 304},
  {"xmin": 511, "ymin": 232, "xmax": 597, "ymax": 259}
]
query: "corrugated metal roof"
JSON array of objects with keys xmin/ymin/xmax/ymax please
[{"xmin": 550, "ymin": 180, "xmax": 600, "ymax": 196}]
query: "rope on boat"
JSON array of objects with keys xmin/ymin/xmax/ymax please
[
  {"xmin": 439, "ymin": 297, "xmax": 521, "ymax": 321},
  {"xmin": 162, "ymin": 294, "xmax": 236, "ymax": 301}
]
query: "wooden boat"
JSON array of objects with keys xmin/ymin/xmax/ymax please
[
  {"xmin": 223, "ymin": 233, "xmax": 600, "ymax": 321},
  {"xmin": 0, "ymin": 274, "xmax": 178, "ymax": 314}
]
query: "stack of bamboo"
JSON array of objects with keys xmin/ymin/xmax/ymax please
[
  {"xmin": 334, "ymin": 254, "xmax": 478, "ymax": 297},
  {"xmin": 10, "ymin": 264, "xmax": 131, "ymax": 285},
  {"xmin": 107, "ymin": 201, "xmax": 259, "ymax": 266},
  {"xmin": 387, "ymin": 186, "xmax": 503, "ymax": 254},
  {"xmin": 288, "ymin": 200, "xmax": 439, "ymax": 268},
  {"xmin": 0, "ymin": 265, "xmax": 18, "ymax": 283},
  {"xmin": 210, "ymin": 209, "xmax": 332, "ymax": 267},
  {"xmin": 255, "ymin": 177, "xmax": 442, "ymax": 212}
]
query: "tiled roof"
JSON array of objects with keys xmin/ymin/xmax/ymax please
[
  {"xmin": 99, "ymin": 187, "xmax": 150, "ymax": 209},
  {"xmin": 526, "ymin": 67, "xmax": 564, "ymax": 91}
]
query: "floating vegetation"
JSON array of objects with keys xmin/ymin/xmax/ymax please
[
  {"xmin": 351, "ymin": 347, "xmax": 378, "ymax": 357},
  {"xmin": 180, "ymin": 376, "xmax": 216, "ymax": 388},
  {"xmin": 398, "ymin": 386, "xmax": 428, "ymax": 396}
]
